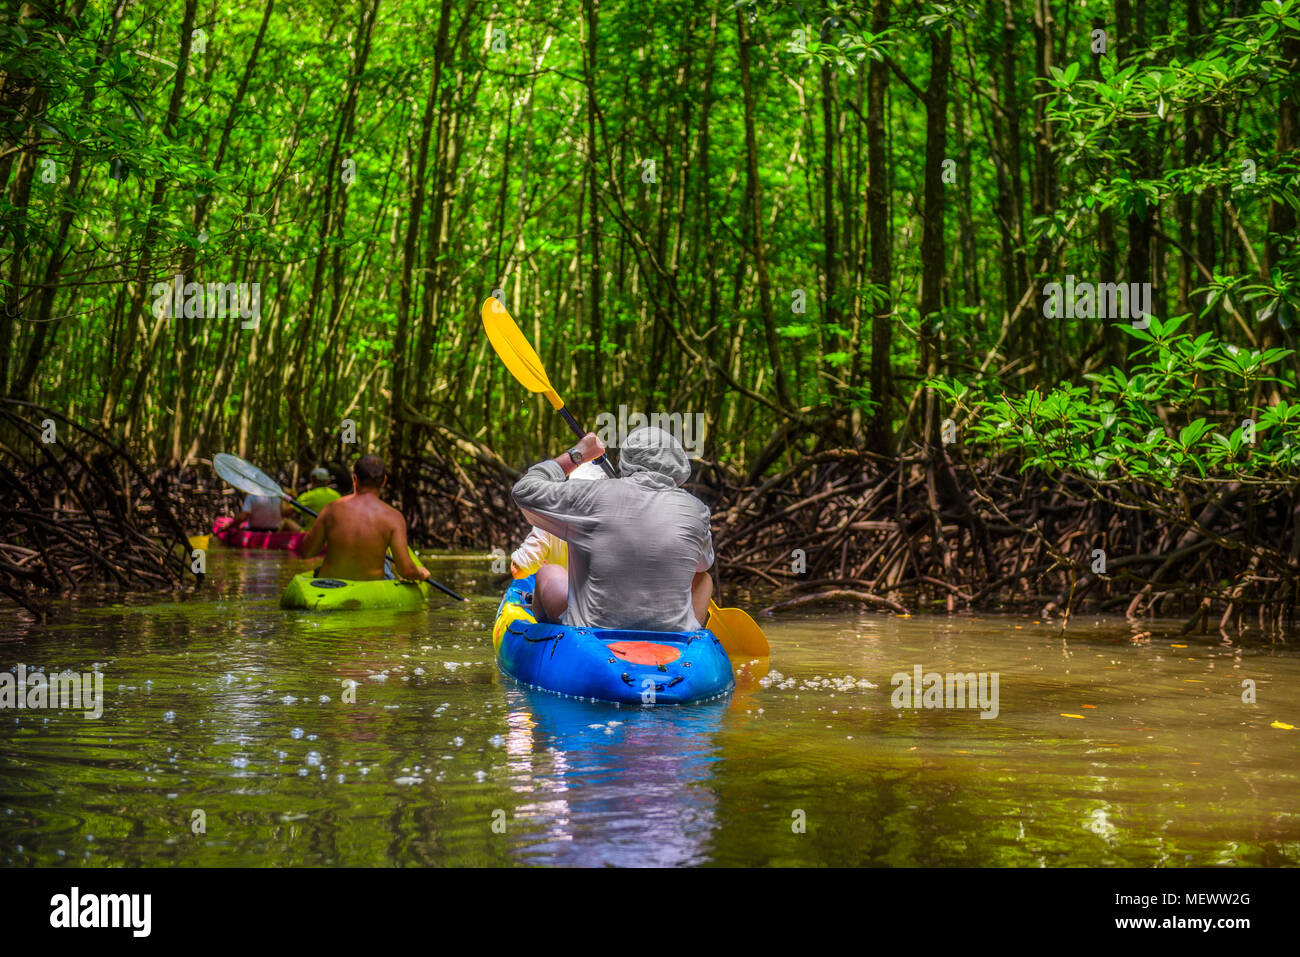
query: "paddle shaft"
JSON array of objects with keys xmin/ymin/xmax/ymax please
[{"xmin": 280, "ymin": 495, "xmax": 318, "ymax": 519}]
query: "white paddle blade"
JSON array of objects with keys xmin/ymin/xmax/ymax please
[{"xmin": 213, "ymin": 453, "xmax": 283, "ymax": 498}]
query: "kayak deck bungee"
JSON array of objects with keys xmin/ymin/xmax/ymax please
[
  {"xmin": 212, "ymin": 516, "xmax": 304, "ymax": 552},
  {"xmin": 492, "ymin": 574, "xmax": 734, "ymax": 705},
  {"xmin": 280, "ymin": 572, "xmax": 432, "ymax": 611}
]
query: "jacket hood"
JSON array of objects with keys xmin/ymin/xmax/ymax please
[{"xmin": 618, "ymin": 426, "xmax": 691, "ymax": 488}]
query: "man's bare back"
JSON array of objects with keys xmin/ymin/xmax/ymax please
[{"xmin": 295, "ymin": 457, "xmax": 427, "ymax": 582}]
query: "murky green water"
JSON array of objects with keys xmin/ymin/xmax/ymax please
[{"xmin": 2, "ymin": 548, "xmax": 1298, "ymax": 866}]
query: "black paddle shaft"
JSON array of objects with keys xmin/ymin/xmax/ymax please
[
  {"xmin": 557, "ymin": 406, "xmax": 616, "ymax": 478},
  {"xmin": 283, "ymin": 496, "xmax": 318, "ymax": 518}
]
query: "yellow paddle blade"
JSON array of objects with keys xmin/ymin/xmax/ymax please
[
  {"xmin": 481, "ymin": 297, "xmax": 564, "ymax": 410},
  {"xmin": 708, "ymin": 599, "xmax": 770, "ymax": 658}
]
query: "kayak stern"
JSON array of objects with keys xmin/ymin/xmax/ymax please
[
  {"xmin": 493, "ymin": 575, "xmax": 734, "ymax": 705},
  {"xmin": 281, "ymin": 572, "xmax": 431, "ymax": 611}
]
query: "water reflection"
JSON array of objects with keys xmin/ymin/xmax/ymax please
[{"xmin": 503, "ymin": 689, "xmax": 726, "ymax": 867}]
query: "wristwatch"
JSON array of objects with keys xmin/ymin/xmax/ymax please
[{"xmin": 567, "ymin": 447, "xmax": 584, "ymax": 464}]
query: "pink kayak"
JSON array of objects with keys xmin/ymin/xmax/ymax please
[{"xmin": 212, "ymin": 516, "xmax": 304, "ymax": 552}]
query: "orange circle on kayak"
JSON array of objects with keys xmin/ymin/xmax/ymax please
[{"xmin": 607, "ymin": 641, "xmax": 681, "ymax": 665}]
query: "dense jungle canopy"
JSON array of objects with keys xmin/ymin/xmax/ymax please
[{"xmin": 3, "ymin": 0, "xmax": 1294, "ymax": 468}]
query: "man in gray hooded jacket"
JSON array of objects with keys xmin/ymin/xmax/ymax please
[{"xmin": 510, "ymin": 425, "xmax": 714, "ymax": 632}]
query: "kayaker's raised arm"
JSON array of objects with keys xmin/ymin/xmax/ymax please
[
  {"xmin": 548, "ymin": 432, "xmax": 604, "ymax": 478},
  {"xmin": 511, "ymin": 432, "xmax": 607, "ymax": 542}
]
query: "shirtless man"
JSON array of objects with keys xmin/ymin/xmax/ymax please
[{"xmin": 295, "ymin": 454, "xmax": 429, "ymax": 582}]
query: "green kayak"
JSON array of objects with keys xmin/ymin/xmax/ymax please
[{"xmin": 281, "ymin": 572, "xmax": 431, "ymax": 611}]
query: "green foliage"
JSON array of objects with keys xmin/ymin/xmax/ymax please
[
  {"xmin": 934, "ymin": 316, "xmax": 1300, "ymax": 483},
  {"xmin": 0, "ymin": 0, "xmax": 1296, "ymax": 475}
]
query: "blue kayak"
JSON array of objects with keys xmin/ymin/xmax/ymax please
[{"xmin": 492, "ymin": 574, "xmax": 734, "ymax": 705}]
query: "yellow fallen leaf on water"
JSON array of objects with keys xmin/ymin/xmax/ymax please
[
  {"xmin": 1272, "ymin": 720, "xmax": 1296, "ymax": 730},
  {"xmin": 1061, "ymin": 713, "xmax": 1085, "ymax": 719},
  {"xmin": 1172, "ymin": 644, "xmax": 1188, "ymax": 648},
  {"xmin": 1082, "ymin": 704, "xmax": 1098, "ymax": 709},
  {"xmin": 955, "ymin": 750, "xmax": 970, "ymax": 754}
]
